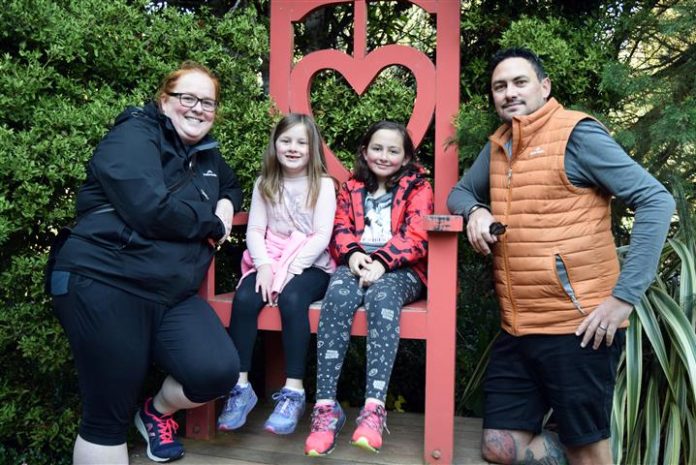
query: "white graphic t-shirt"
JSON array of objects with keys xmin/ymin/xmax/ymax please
[{"xmin": 361, "ymin": 191, "xmax": 393, "ymax": 253}]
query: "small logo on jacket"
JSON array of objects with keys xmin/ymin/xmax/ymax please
[
  {"xmin": 203, "ymin": 169, "xmax": 218, "ymax": 177},
  {"xmin": 529, "ymin": 147, "xmax": 545, "ymax": 157}
]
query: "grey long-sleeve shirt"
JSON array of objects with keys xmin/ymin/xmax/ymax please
[{"xmin": 447, "ymin": 119, "xmax": 674, "ymax": 306}]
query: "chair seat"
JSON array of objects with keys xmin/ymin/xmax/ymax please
[{"xmin": 208, "ymin": 293, "xmax": 428, "ymax": 339}]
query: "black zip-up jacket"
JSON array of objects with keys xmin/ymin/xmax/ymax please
[{"xmin": 55, "ymin": 102, "xmax": 243, "ymax": 305}]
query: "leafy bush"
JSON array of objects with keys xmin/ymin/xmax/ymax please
[
  {"xmin": 0, "ymin": 1, "xmax": 269, "ymax": 462},
  {"xmin": 611, "ymin": 185, "xmax": 696, "ymax": 464},
  {"xmin": 0, "ymin": 1, "xmax": 428, "ymax": 462}
]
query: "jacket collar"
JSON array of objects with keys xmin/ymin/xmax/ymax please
[
  {"xmin": 114, "ymin": 102, "xmax": 219, "ymax": 154},
  {"xmin": 490, "ymin": 98, "xmax": 563, "ymax": 157},
  {"xmin": 345, "ymin": 164, "xmax": 427, "ymax": 192}
]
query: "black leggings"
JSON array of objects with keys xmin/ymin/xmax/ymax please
[
  {"xmin": 52, "ymin": 272, "xmax": 239, "ymax": 445},
  {"xmin": 229, "ymin": 267, "xmax": 330, "ymax": 379}
]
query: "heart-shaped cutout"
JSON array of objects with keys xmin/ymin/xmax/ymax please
[
  {"xmin": 289, "ymin": 45, "xmax": 436, "ymax": 181},
  {"xmin": 308, "ymin": 66, "xmax": 419, "ymax": 166}
]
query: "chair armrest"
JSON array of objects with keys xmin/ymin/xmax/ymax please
[
  {"xmin": 232, "ymin": 211, "xmax": 249, "ymax": 226},
  {"xmin": 424, "ymin": 214, "xmax": 463, "ymax": 233},
  {"xmin": 200, "ymin": 211, "xmax": 249, "ymax": 301}
]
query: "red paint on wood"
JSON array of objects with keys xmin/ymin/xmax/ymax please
[{"xmin": 188, "ymin": 3, "xmax": 461, "ymax": 463}]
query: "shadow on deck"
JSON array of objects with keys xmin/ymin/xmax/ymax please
[{"xmin": 130, "ymin": 402, "xmax": 490, "ymax": 465}]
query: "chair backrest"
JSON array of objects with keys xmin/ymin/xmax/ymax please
[{"xmin": 268, "ymin": 0, "xmax": 459, "ymax": 211}]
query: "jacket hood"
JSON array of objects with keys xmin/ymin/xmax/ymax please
[
  {"xmin": 346, "ymin": 163, "xmax": 429, "ymax": 192},
  {"xmin": 113, "ymin": 102, "xmax": 217, "ymax": 150},
  {"xmin": 396, "ymin": 164, "xmax": 429, "ymax": 187},
  {"xmin": 113, "ymin": 101, "xmax": 161, "ymax": 126}
]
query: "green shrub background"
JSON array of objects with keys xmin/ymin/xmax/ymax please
[
  {"xmin": 2, "ymin": 0, "xmax": 693, "ymax": 463},
  {"xmin": 0, "ymin": 1, "xmax": 431, "ymax": 462}
]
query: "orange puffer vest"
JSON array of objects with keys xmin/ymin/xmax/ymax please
[{"xmin": 489, "ymin": 98, "xmax": 620, "ymax": 335}]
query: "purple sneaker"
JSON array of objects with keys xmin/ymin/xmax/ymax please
[
  {"xmin": 217, "ymin": 384, "xmax": 258, "ymax": 431},
  {"xmin": 264, "ymin": 388, "xmax": 306, "ymax": 435}
]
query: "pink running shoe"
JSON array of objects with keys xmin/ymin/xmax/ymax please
[
  {"xmin": 350, "ymin": 402, "xmax": 389, "ymax": 453},
  {"xmin": 304, "ymin": 402, "xmax": 346, "ymax": 456}
]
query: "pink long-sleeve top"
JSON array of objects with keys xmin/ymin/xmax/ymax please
[{"xmin": 245, "ymin": 175, "xmax": 336, "ymax": 277}]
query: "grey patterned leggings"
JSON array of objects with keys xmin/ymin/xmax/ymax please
[{"xmin": 315, "ymin": 265, "xmax": 424, "ymax": 402}]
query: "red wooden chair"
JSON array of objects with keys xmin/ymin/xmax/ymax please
[{"xmin": 187, "ymin": 2, "xmax": 462, "ymax": 463}]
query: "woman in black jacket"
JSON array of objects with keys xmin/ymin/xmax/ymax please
[{"xmin": 51, "ymin": 61, "xmax": 241, "ymax": 464}]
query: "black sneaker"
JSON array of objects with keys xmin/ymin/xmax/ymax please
[{"xmin": 134, "ymin": 397, "xmax": 185, "ymax": 463}]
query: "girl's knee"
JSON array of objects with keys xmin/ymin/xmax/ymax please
[
  {"xmin": 364, "ymin": 292, "xmax": 403, "ymax": 317},
  {"xmin": 276, "ymin": 292, "xmax": 306, "ymax": 314},
  {"xmin": 324, "ymin": 284, "xmax": 362, "ymax": 309},
  {"xmin": 231, "ymin": 293, "xmax": 263, "ymax": 319}
]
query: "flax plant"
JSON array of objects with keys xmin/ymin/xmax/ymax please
[{"xmin": 612, "ymin": 185, "xmax": 696, "ymax": 465}]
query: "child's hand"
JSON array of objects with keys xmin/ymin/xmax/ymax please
[
  {"xmin": 358, "ymin": 261, "xmax": 386, "ymax": 288},
  {"xmin": 271, "ymin": 272, "xmax": 296, "ymax": 307},
  {"xmin": 348, "ymin": 252, "xmax": 372, "ymax": 276},
  {"xmin": 255, "ymin": 264, "xmax": 274, "ymax": 303}
]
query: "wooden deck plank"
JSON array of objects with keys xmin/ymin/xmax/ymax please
[{"xmin": 130, "ymin": 403, "xmax": 489, "ymax": 465}]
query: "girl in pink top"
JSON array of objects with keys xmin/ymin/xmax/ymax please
[{"xmin": 217, "ymin": 114, "xmax": 336, "ymax": 435}]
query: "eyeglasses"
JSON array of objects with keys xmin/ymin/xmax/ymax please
[
  {"xmin": 167, "ymin": 92, "xmax": 217, "ymax": 112},
  {"xmin": 489, "ymin": 222, "xmax": 507, "ymax": 236}
]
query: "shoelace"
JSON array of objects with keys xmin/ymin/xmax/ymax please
[
  {"xmin": 226, "ymin": 385, "xmax": 246, "ymax": 408},
  {"xmin": 356, "ymin": 405, "xmax": 390, "ymax": 434},
  {"xmin": 310, "ymin": 404, "xmax": 338, "ymax": 432},
  {"xmin": 155, "ymin": 415, "xmax": 179, "ymax": 444},
  {"xmin": 271, "ymin": 390, "xmax": 302, "ymax": 417}
]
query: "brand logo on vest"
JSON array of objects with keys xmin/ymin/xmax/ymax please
[
  {"xmin": 529, "ymin": 147, "xmax": 545, "ymax": 157},
  {"xmin": 202, "ymin": 169, "xmax": 218, "ymax": 177}
]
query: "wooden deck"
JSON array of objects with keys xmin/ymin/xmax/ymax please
[{"xmin": 130, "ymin": 402, "xmax": 489, "ymax": 465}]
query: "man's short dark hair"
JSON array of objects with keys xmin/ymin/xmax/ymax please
[{"xmin": 488, "ymin": 48, "xmax": 547, "ymax": 81}]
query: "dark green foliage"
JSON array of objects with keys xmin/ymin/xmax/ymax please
[
  {"xmin": 600, "ymin": 0, "xmax": 696, "ymax": 189},
  {"xmin": 0, "ymin": 1, "xmax": 429, "ymax": 462},
  {"xmin": 311, "ymin": 71, "xmax": 425, "ymax": 168},
  {"xmin": 0, "ymin": 1, "xmax": 270, "ymax": 462},
  {"xmin": 454, "ymin": 242, "xmax": 500, "ymax": 416},
  {"xmin": 2, "ymin": 0, "xmax": 694, "ymax": 462}
]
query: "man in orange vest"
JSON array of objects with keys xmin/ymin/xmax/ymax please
[{"xmin": 448, "ymin": 48, "xmax": 674, "ymax": 465}]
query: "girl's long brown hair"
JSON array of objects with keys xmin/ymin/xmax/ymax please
[
  {"xmin": 259, "ymin": 113, "xmax": 329, "ymax": 208},
  {"xmin": 354, "ymin": 120, "xmax": 418, "ymax": 193}
]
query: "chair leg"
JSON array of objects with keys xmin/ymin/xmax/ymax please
[
  {"xmin": 423, "ymin": 341, "xmax": 455, "ymax": 464},
  {"xmin": 186, "ymin": 401, "xmax": 217, "ymax": 440}
]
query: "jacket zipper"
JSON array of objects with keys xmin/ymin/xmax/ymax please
[
  {"xmin": 502, "ymin": 150, "xmax": 517, "ymax": 332},
  {"xmin": 167, "ymin": 153, "xmax": 198, "ymax": 194}
]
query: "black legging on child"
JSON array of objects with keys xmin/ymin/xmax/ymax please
[{"xmin": 229, "ymin": 266, "xmax": 330, "ymax": 379}]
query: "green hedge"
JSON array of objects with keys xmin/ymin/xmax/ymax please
[
  {"xmin": 0, "ymin": 1, "xmax": 429, "ymax": 462},
  {"xmin": 3, "ymin": 1, "xmax": 651, "ymax": 462},
  {"xmin": 0, "ymin": 1, "xmax": 271, "ymax": 462}
]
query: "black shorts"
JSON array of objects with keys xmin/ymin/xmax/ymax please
[
  {"xmin": 483, "ymin": 329, "xmax": 625, "ymax": 447},
  {"xmin": 52, "ymin": 272, "xmax": 239, "ymax": 445}
]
